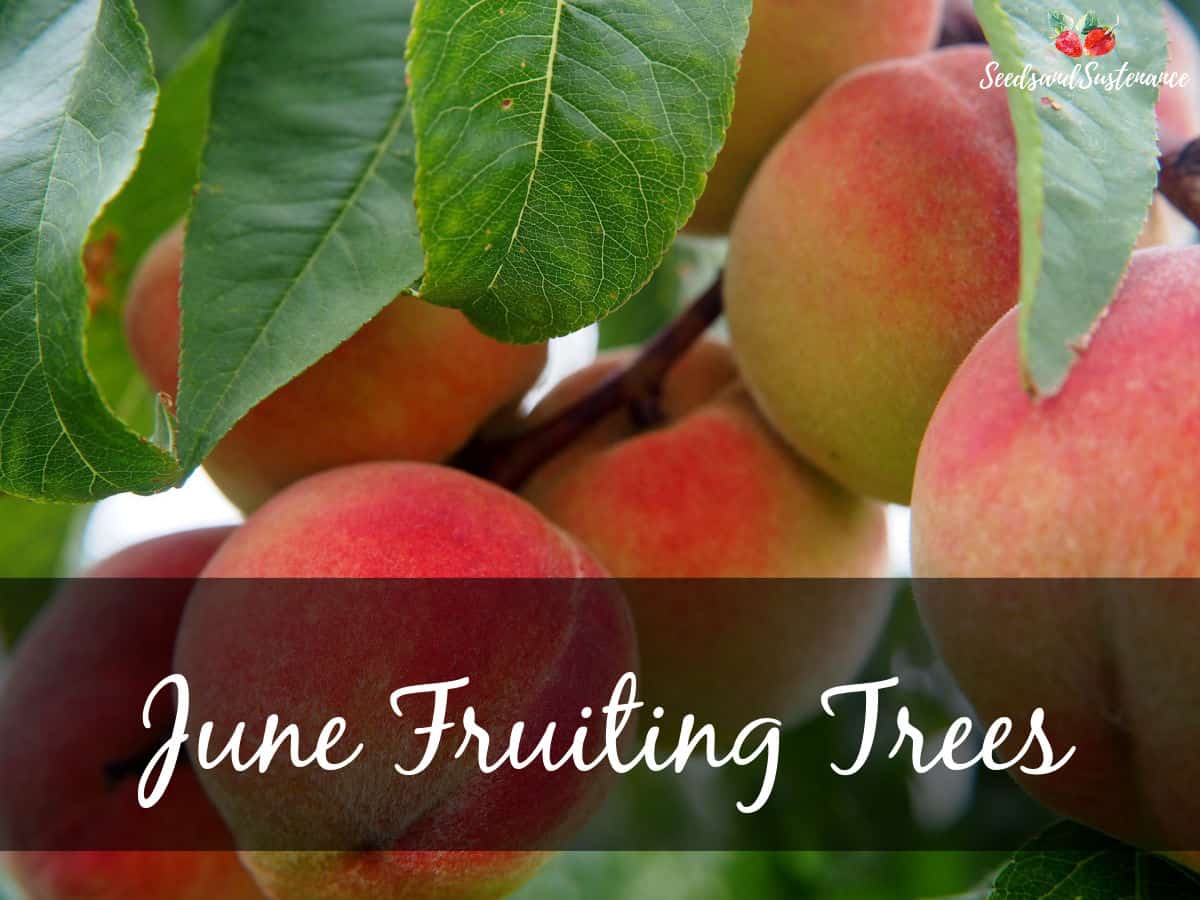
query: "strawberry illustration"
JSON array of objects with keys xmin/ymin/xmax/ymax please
[
  {"xmin": 1055, "ymin": 30, "xmax": 1084, "ymax": 57},
  {"xmin": 1084, "ymin": 25, "xmax": 1117, "ymax": 56}
]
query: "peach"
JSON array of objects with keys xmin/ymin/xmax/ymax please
[
  {"xmin": 126, "ymin": 226, "xmax": 547, "ymax": 511},
  {"xmin": 1140, "ymin": 4, "xmax": 1200, "ymax": 248},
  {"xmin": 174, "ymin": 463, "xmax": 637, "ymax": 899},
  {"xmin": 685, "ymin": 0, "xmax": 942, "ymax": 235},
  {"xmin": 1159, "ymin": 3, "xmax": 1200, "ymax": 154},
  {"xmin": 521, "ymin": 341, "xmax": 891, "ymax": 730},
  {"xmin": 912, "ymin": 247, "xmax": 1200, "ymax": 862},
  {"xmin": 0, "ymin": 529, "xmax": 262, "ymax": 900},
  {"xmin": 726, "ymin": 46, "xmax": 1019, "ymax": 504}
]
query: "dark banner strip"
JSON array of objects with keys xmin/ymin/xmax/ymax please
[{"xmin": 0, "ymin": 579, "xmax": 1194, "ymax": 853}]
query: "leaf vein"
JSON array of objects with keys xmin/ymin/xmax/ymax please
[{"xmin": 182, "ymin": 93, "xmax": 413, "ymax": 467}]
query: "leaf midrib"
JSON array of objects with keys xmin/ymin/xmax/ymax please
[
  {"xmin": 179, "ymin": 91, "xmax": 413, "ymax": 471},
  {"xmin": 17, "ymin": 0, "xmax": 121, "ymax": 497},
  {"xmin": 487, "ymin": 0, "xmax": 565, "ymax": 297}
]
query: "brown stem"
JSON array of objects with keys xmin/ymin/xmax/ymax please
[
  {"xmin": 458, "ymin": 278, "xmax": 724, "ymax": 491},
  {"xmin": 460, "ymin": 138, "xmax": 1200, "ymax": 493},
  {"xmin": 938, "ymin": 10, "xmax": 986, "ymax": 47},
  {"xmin": 628, "ymin": 386, "xmax": 667, "ymax": 430},
  {"xmin": 1159, "ymin": 138, "xmax": 1200, "ymax": 227},
  {"xmin": 104, "ymin": 733, "xmax": 180, "ymax": 789}
]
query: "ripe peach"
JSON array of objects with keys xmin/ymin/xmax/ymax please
[
  {"xmin": 685, "ymin": 0, "xmax": 942, "ymax": 235},
  {"xmin": 521, "ymin": 341, "xmax": 891, "ymax": 730},
  {"xmin": 726, "ymin": 46, "xmax": 1019, "ymax": 505},
  {"xmin": 912, "ymin": 247, "xmax": 1200, "ymax": 576},
  {"xmin": 912, "ymin": 247, "xmax": 1200, "ymax": 862},
  {"xmin": 126, "ymin": 226, "xmax": 547, "ymax": 511},
  {"xmin": 1159, "ymin": 3, "xmax": 1200, "ymax": 154},
  {"xmin": 0, "ymin": 529, "xmax": 261, "ymax": 900},
  {"xmin": 174, "ymin": 463, "xmax": 637, "ymax": 899},
  {"xmin": 1140, "ymin": 4, "xmax": 1200, "ymax": 248}
]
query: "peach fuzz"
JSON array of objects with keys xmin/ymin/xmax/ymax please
[
  {"xmin": 126, "ymin": 225, "xmax": 547, "ymax": 512},
  {"xmin": 685, "ymin": 0, "xmax": 943, "ymax": 235},
  {"xmin": 912, "ymin": 246, "xmax": 1200, "ymax": 576},
  {"xmin": 912, "ymin": 246, "xmax": 1200, "ymax": 865},
  {"xmin": 174, "ymin": 462, "xmax": 637, "ymax": 899},
  {"xmin": 521, "ymin": 341, "xmax": 891, "ymax": 730},
  {"xmin": 0, "ymin": 529, "xmax": 262, "ymax": 900},
  {"xmin": 726, "ymin": 46, "xmax": 1019, "ymax": 505}
]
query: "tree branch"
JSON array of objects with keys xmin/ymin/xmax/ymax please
[
  {"xmin": 458, "ymin": 127, "xmax": 1200, "ymax": 493},
  {"xmin": 457, "ymin": 278, "xmax": 724, "ymax": 491}
]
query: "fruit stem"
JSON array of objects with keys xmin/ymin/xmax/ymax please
[
  {"xmin": 103, "ymin": 733, "xmax": 177, "ymax": 788},
  {"xmin": 456, "ymin": 278, "xmax": 725, "ymax": 490},
  {"xmin": 938, "ymin": 10, "xmax": 985, "ymax": 46},
  {"xmin": 629, "ymin": 386, "xmax": 667, "ymax": 430},
  {"xmin": 1159, "ymin": 137, "xmax": 1200, "ymax": 227}
]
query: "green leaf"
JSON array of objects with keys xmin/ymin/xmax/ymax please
[
  {"xmin": 598, "ymin": 235, "xmax": 725, "ymax": 349},
  {"xmin": 87, "ymin": 14, "xmax": 229, "ymax": 436},
  {"xmin": 1177, "ymin": 1, "xmax": 1200, "ymax": 31},
  {"xmin": 133, "ymin": 0, "xmax": 232, "ymax": 75},
  {"xmin": 0, "ymin": 497, "xmax": 84, "ymax": 581},
  {"xmin": 408, "ymin": 0, "xmax": 750, "ymax": 343},
  {"xmin": 989, "ymin": 822, "xmax": 1200, "ymax": 898},
  {"xmin": 1078, "ymin": 12, "xmax": 1102, "ymax": 35},
  {"xmin": 0, "ymin": 496, "xmax": 87, "ymax": 645},
  {"xmin": 513, "ymin": 853, "xmax": 780, "ymax": 900},
  {"xmin": 939, "ymin": 888, "xmax": 992, "ymax": 900},
  {"xmin": 1047, "ymin": 11, "xmax": 1072, "ymax": 37},
  {"xmin": 975, "ymin": 1, "xmax": 1164, "ymax": 396},
  {"xmin": 176, "ymin": 0, "xmax": 422, "ymax": 474},
  {"xmin": 0, "ymin": 0, "xmax": 181, "ymax": 502}
]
